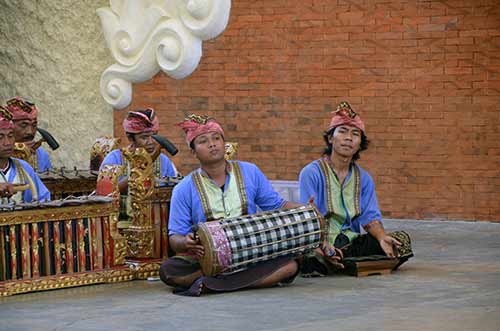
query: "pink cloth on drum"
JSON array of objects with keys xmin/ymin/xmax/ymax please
[{"xmin": 206, "ymin": 222, "xmax": 233, "ymax": 271}]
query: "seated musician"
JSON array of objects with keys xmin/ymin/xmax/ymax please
[
  {"xmin": 0, "ymin": 106, "xmax": 50, "ymax": 203},
  {"xmin": 5, "ymin": 96, "xmax": 52, "ymax": 172},
  {"xmin": 160, "ymin": 114, "xmax": 301, "ymax": 296},
  {"xmin": 298, "ymin": 101, "xmax": 412, "ymax": 276},
  {"xmin": 100, "ymin": 108, "xmax": 178, "ymax": 194}
]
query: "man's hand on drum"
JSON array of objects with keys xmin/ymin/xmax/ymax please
[
  {"xmin": 0, "ymin": 183, "xmax": 14, "ymax": 198},
  {"xmin": 320, "ymin": 241, "xmax": 344, "ymax": 269},
  {"xmin": 184, "ymin": 233, "xmax": 204, "ymax": 258}
]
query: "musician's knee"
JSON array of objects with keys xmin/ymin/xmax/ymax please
[
  {"xmin": 281, "ymin": 260, "xmax": 299, "ymax": 279},
  {"xmin": 159, "ymin": 260, "xmax": 177, "ymax": 287},
  {"xmin": 159, "ymin": 259, "xmax": 203, "ymax": 288}
]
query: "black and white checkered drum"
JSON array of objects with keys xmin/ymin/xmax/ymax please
[{"xmin": 197, "ymin": 205, "xmax": 325, "ymax": 276}]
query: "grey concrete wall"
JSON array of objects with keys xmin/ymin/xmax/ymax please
[{"xmin": 0, "ymin": 0, "xmax": 113, "ymax": 169}]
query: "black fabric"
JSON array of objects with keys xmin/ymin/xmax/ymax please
[
  {"xmin": 339, "ymin": 233, "xmax": 386, "ymax": 257},
  {"xmin": 333, "ymin": 233, "xmax": 350, "ymax": 249},
  {"xmin": 160, "ymin": 255, "xmax": 297, "ymax": 295},
  {"xmin": 300, "ymin": 231, "xmax": 414, "ymax": 277}
]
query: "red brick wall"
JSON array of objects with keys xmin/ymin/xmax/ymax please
[{"xmin": 114, "ymin": 0, "xmax": 500, "ymax": 221}]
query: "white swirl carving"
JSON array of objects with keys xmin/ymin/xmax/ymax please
[
  {"xmin": 97, "ymin": 0, "xmax": 230, "ymax": 109},
  {"xmin": 100, "ymin": 66, "xmax": 133, "ymax": 110},
  {"xmin": 177, "ymin": 0, "xmax": 231, "ymax": 40}
]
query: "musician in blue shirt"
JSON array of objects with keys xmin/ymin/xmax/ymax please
[
  {"xmin": 0, "ymin": 106, "xmax": 50, "ymax": 203},
  {"xmin": 99, "ymin": 108, "xmax": 178, "ymax": 194},
  {"xmin": 160, "ymin": 114, "xmax": 300, "ymax": 296},
  {"xmin": 299, "ymin": 101, "xmax": 412, "ymax": 276},
  {"xmin": 6, "ymin": 96, "xmax": 52, "ymax": 172}
]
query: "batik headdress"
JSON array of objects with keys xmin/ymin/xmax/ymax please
[
  {"xmin": 177, "ymin": 114, "xmax": 225, "ymax": 145},
  {"xmin": 328, "ymin": 101, "xmax": 365, "ymax": 133},
  {"xmin": 5, "ymin": 97, "xmax": 38, "ymax": 121},
  {"xmin": 123, "ymin": 108, "xmax": 159, "ymax": 134},
  {"xmin": 0, "ymin": 106, "xmax": 14, "ymax": 130}
]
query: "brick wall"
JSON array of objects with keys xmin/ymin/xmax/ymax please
[{"xmin": 114, "ymin": 0, "xmax": 500, "ymax": 221}]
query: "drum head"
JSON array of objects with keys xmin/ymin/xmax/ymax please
[{"xmin": 197, "ymin": 223, "xmax": 219, "ymax": 276}]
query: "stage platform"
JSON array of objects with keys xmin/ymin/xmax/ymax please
[{"xmin": 1, "ymin": 219, "xmax": 499, "ymax": 331}]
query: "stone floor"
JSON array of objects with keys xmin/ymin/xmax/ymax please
[{"xmin": 1, "ymin": 219, "xmax": 499, "ymax": 331}]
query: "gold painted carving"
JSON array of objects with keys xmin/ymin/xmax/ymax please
[
  {"xmin": 0, "ymin": 203, "xmax": 118, "ymax": 226},
  {"xmin": 12, "ymin": 143, "xmax": 35, "ymax": 168},
  {"xmin": 122, "ymin": 147, "xmax": 154, "ymax": 203},
  {"xmin": 122, "ymin": 147, "xmax": 155, "ymax": 258},
  {"xmin": 0, "ymin": 267, "xmax": 135, "ymax": 296},
  {"xmin": 90, "ymin": 136, "xmax": 121, "ymax": 171},
  {"xmin": 225, "ymin": 141, "xmax": 239, "ymax": 160},
  {"xmin": 109, "ymin": 213, "xmax": 127, "ymax": 265}
]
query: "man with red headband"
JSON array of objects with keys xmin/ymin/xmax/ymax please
[
  {"xmin": 159, "ymin": 114, "xmax": 301, "ymax": 296},
  {"xmin": 100, "ymin": 108, "xmax": 178, "ymax": 193},
  {"xmin": 0, "ymin": 106, "xmax": 50, "ymax": 203},
  {"xmin": 5, "ymin": 97, "xmax": 52, "ymax": 172},
  {"xmin": 299, "ymin": 101, "xmax": 412, "ymax": 276}
]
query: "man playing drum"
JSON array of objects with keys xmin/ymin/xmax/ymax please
[
  {"xmin": 160, "ymin": 114, "xmax": 302, "ymax": 296},
  {"xmin": 299, "ymin": 101, "xmax": 413, "ymax": 276},
  {"xmin": 0, "ymin": 106, "xmax": 50, "ymax": 203},
  {"xmin": 100, "ymin": 108, "xmax": 178, "ymax": 194},
  {"xmin": 5, "ymin": 96, "xmax": 52, "ymax": 172}
]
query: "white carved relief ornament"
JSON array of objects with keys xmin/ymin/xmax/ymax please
[{"xmin": 97, "ymin": 0, "xmax": 231, "ymax": 109}]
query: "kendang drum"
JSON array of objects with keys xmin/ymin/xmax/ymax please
[{"xmin": 197, "ymin": 204, "xmax": 325, "ymax": 276}]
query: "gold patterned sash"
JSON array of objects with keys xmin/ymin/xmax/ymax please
[{"xmin": 192, "ymin": 162, "xmax": 248, "ymax": 221}]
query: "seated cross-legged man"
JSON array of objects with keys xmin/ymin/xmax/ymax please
[
  {"xmin": 299, "ymin": 101, "xmax": 413, "ymax": 276},
  {"xmin": 0, "ymin": 106, "xmax": 50, "ymax": 204},
  {"xmin": 160, "ymin": 114, "xmax": 302, "ymax": 296},
  {"xmin": 5, "ymin": 96, "xmax": 52, "ymax": 172}
]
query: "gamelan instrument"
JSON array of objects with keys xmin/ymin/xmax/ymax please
[
  {"xmin": 38, "ymin": 168, "xmax": 99, "ymax": 199},
  {"xmin": 197, "ymin": 204, "xmax": 325, "ymax": 276},
  {"xmin": 0, "ymin": 196, "xmax": 122, "ymax": 284}
]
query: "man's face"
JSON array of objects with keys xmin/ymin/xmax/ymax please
[
  {"xmin": 329, "ymin": 125, "xmax": 362, "ymax": 158},
  {"xmin": 13, "ymin": 119, "xmax": 37, "ymax": 143},
  {"xmin": 192, "ymin": 132, "xmax": 225, "ymax": 164},
  {"xmin": 0, "ymin": 128, "xmax": 16, "ymax": 159},
  {"xmin": 129, "ymin": 131, "xmax": 157, "ymax": 154}
]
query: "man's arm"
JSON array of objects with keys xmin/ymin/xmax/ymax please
[
  {"xmin": 37, "ymin": 148, "xmax": 52, "ymax": 172},
  {"xmin": 363, "ymin": 220, "xmax": 401, "ymax": 258},
  {"xmin": 169, "ymin": 233, "xmax": 204, "ymax": 258},
  {"xmin": 18, "ymin": 160, "xmax": 51, "ymax": 202},
  {"xmin": 160, "ymin": 154, "xmax": 178, "ymax": 178},
  {"xmin": 299, "ymin": 162, "xmax": 322, "ymax": 205},
  {"xmin": 168, "ymin": 180, "xmax": 206, "ymax": 257},
  {"xmin": 356, "ymin": 170, "xmax": 400, "ymax": 257}
]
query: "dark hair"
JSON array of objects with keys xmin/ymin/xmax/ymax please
[{"xmin": 322, "ymin": 127, "xmax": 369, "ymax": 161}]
